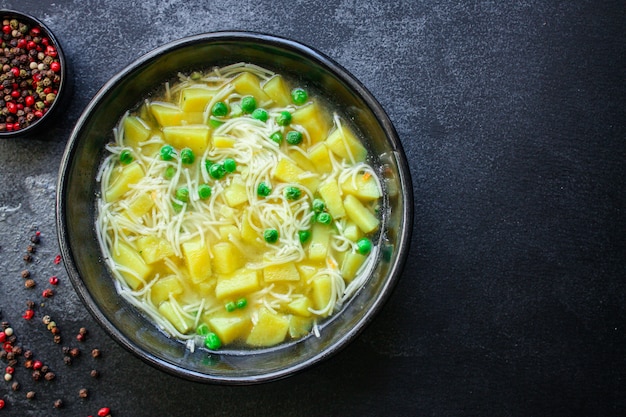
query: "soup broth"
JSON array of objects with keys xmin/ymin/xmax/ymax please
[{"xmin": 96, "ymin": 63, "xmax": 383, "ymax": 350}]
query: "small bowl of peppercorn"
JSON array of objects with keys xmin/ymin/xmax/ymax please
[{"xmin": 0, "ymin": 9, "xmax": 68, "ymax": 138}]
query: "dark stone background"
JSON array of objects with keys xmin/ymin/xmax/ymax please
[{"xmin": 0, "ymin": 1, "xmax": 624, "ymax": 416}]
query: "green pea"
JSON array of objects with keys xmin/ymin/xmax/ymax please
[
  {"xmin": 252, "ymin": 108, "xmax": 268, "ymax": 122},
  {"xmin": 196, "ymin": 323, "xmax": 210, "ymax": 336},
  {"xmin": 223, "ymin": 158, "xmax": 237, "ymax": 173},
  {"xmin": 276, "ymin": 111, "xmax": 292, "ymax": 126},
  {"xmin": 257, "ymin": 182, "xmax": 271, "ymax": 197},
  {"xmin": 241, "ymin": 95, "xmax": 257, "ymax": 113},
  {"xmin": 270, "ymin": 131, "xmax": 283, "ymax": 145},
  {"xmin": 284, "ymin": 186, "xmax": 301, "ymax": 200},
  {"xmin": 205, "ymin": 159, "xmax": 214, "ymax": 172},
  {"xmin": 316, "ymin": 212, "xmax": 332, "ymax": 225},
  {"xmin": 209, "ymin": 163, "xmax": 226, "ymax": 179},
  {"xmin": 264, "ymin": 228, "xmax": 279, "ymax": 244},
  {"xmin": 286, "ymin": 130, "xmax": 303, "ymax": 145},
  {"xmin": 291, "ymin": 88, "xmax": 308, "ymax": 105},
  {"xmin": 181, "ymin": 148, "xmax": 195, "ymax": 164},
  {"xmin": 211, "ymin": 101, "xmax": 229, "ymax": 117},
  {"xmin": 236, "ymin": 297, "xmax": 248, "ymax": 309},
  {"xmin": 312, "ymin": 198, "xmax": 326, "ymax": 213},
  {"xmin": 298, "ymin": 230, "xmax": 311, "ymax": 243},
  {"xmin": 164, "ymin": 166, "xmax": 176, "ymax": 179},
  {"xmin": 225, "ymin": 301, "xmax": 236, "ymax": 312},
  {"xmin": 172, "ymin": 201, "xmax": 183, "ymax": 213},
  {"xmin": 209, "ymin": 117, "xmax": 224, "ymax": 128},
  {"xmin": 204, "ymin": 332, "xmax": 222, "ymax": 350},
  {"xmin": 198, "ymin": 184, "xmax": 212, "ymax": 199},
  {"xmin": 356, "ymin": 237, "xmax": 372, "ymax": 255},
  {"xmin": 160, "ymin": 145, "xmax": 175, "ymax": 161},
  {"xmin": 175, "ymin": 187, "xmax": 189, "ymax": 202},
  {"xmin": 119, "ymin": 149, "xmax": 133, "ymax": 165}
]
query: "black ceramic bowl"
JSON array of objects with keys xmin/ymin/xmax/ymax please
[
  {"xmin": 0, "ymin": 10, "xmax": 69, "ymax": 138},
  {"xmin": 57, "ymin": 32, "xmax": 413, "ymax": 384}
]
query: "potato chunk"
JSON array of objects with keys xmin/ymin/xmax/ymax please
[
  {"xmin": 162, "ymin": 125, "xmax": 210, "ymax": 155},
  {"xmin": 340, "ymin": 173, "xmax": 381, "ymax": 201},
  {"xmin": 289, "ymin": 315, "xmax": 314, "ymax": 339},
  {"xmin": 311, "ymin": 275, "xmax": 333, "ymax": 314},
  {"xmin": 181, "ymin": 239, "xmax": 212, "ymax": 283},
  {"xmin": 246, "ymin": 308, "xmax": 290, "ymax": 347},
  {"xmin": 341, "ymin": 251, "xmax": 367, "ymax": 282},
  {"xmin": 212, "ymin": 242, "xmax": 243, "ymax": 275},
  {"xmin": 137, "ymin": 235, "xmax": 175, "ymax": 265},
  {"xmin": 179, "ymin": 86, "xmax": 215, "ymax": 112},
  {"xmin": 262, "ymin": 75, "xmax": 291, "ymax": 107},
  {"xmin": 263, "ymin": 263, "xmax": 301, "ymax": 283},
  {"xmin": 343, "ymin": 194, "xmax": 380, "ymax": 234},
  {"xmin": 150, "ymin": 102, "xmax": 184, "ymax": 127},
  {"xmin": 326, "ymin": 125, "xmax": 367, "ymax": 162},
  {"xmin": 318, "ymin": 178, "xmax": 346, "ymax": 219},
  {"xmin": 208, "ymin": 315, "xmax": 250, "ymax": 345},
  {"xmin": 150, "ymin": 275, "xmax": 184, "ymax": 306},
  {"xmin": 158, "ymin": 300, "xmax": 192, "ymax": 333},
  {"xmin": 105, "ymin": 162, "xmax": 144, "ymax": 202},
  {"xmin": 308, "ymin": 223, "xmax": 331, "ymax": 262},
  {"xmin": 291, "ymin": 102, "xmax": 329, "ymax": 144},
  {"xmin": 215, "ymin": 268, "xmax": 260, "ymax": 299},
  {"xmin": 111, "ymin": 241, "xmax": 151, "ymax": 290},
  {"xmin": 232, "ymin": 72, "xmax": 270, "ymax": 103},
  {"xmin": 123, "ymin": 116, "xmax": 151, "ymax": 147},
  {"xmin": 286, "ymin": 296, "xmax": 312, "ymax": 317}
]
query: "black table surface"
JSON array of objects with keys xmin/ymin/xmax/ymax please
[{"xmin": 0, "ymin": 1, "xmax": 624, "ymax": 416}]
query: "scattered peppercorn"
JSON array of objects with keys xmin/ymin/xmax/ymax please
[
  {"xmin": 42, "ymin": 288, "xmax": 54, "ymax": 298},
  {"xmin": 24, "ymin": 279, "xmax": 35, "ymax": 288},
  {"xmin": 23, "ymin": 349, "xmax": 32, "ymax": 359},
  {"xmin": 26, "ymin": 391, "xmax": 35, "ymax": 400},
  {"xmin": 31, "ymin": 370, "xmax": 41, "ymax": 381},
  {"xmin": 63, "ymin": 356, "xmax": 71, "ymax": 366},
  {"xmin": 91, "ymin": 348, "xmax": 101, "ymax": 358},
  {"xmin": 23, "ymin": 253, "xmax": 32, "ymax": 262},
  {"xmin": 78, "ymin": 388, "xmax": 88, "ymax": 398},
  {"xmin": 69, "ymin": 347, "xmax": 80, "ymax": 358},
  {"xmin": 30, "ymin": 233, "xmax": 40, "ymax": 244},
  {"xmin": 21, "ymin": 269, "xmax": 30, "ymax": 278},
  {"xmin": 44, "ymin": 371, "xmax": 55, "ymax": 381},
  {"xmin": 90, "ymin": 369, "xmax": 100, "ymax": 378},
  {"xmin": 26, "ymin": 300, "xmax": 35, "ymax": 309},
  {"xmin": 26, "ymin": 245, "xmax": 35, "ymax": 253},
  {"xmin": 11, "ymin": 381, "xmax": 20, "ymax": 391},
  {"xmin": 97, "ymin": 406, "xmax": 111, "ymax": 417},
  {"xmin": 53, "ymin": 398, "xmax": 63, "ymax": 409},
  {"xmin": 48, "ymin": 275, "xmax": 59, "ymax": 285},
  {"xmin": 0, "ymin": 398, "xmax": 5, "ymax": 409}
]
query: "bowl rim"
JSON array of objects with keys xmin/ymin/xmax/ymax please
[
  {"xmin": 0, "ymin": 9, "xmax": 69, "ymax": 138},
  {"xmin": 56, "ymin": 30, "xmax": 414, "ymax": 384}
]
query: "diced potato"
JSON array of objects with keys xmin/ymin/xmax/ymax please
[
  {"xmin": 246, "ymin": 308, "xmax": 290, "ymax": 347},
  {"xmin": 158, "ymin": 300, "xmax": 192, "ymax": 333},
  {"xmin": 150, "ymin": 102, "xmax": 184, "ymax": 127},
  {"xmin": 263, "ymin": 263, "xmax": 300, "ymax": 283},
  {"xmin": 232, "ymin": 72, "xmax": 270, "ymax": 103},
  {"xmin": 341, "ymin": 251, "xmax": 368, "ymax": 282},
  {"xmin": 343, "ymin": 194, "xmax": 380, "ymax": 234},
  {"xmin": 212, "ymin": 242, "xmax": 243, "ymax": 275},
  {"xmin": 318, "ymin": 178, "xmax": 346, "ymax": 219},
  {"xmin": 150, "ymin": 275, "xmax": 184, "ymax": 306},
  {"xmin": 291, "ymin": 102, "xmax": 329, "ymax": 144},
  {"xmin": 289, "ymin": 315, "xmax": 314, "ymax": 339},
  {"xmin": 311, "ymin": 275, "xmax": 332, "ymax": 313},
  {"xmin": 105, "ymin": 162, "xmax": 144, "ymax": 202},
  {"xmin": 111, "ymin": 241, "xmax": 152, "ymax": 290},
  {"xmin": 215, "ymin": 268, "xmax": 260, "ymax": 299},
  {"xmin": 208, "ymin": 316, "xmax": 250, "ymax": 344},
  {"xmin": 286, "ymin": 296, "xmax": 312, "ymax": 317},
  {"xmin": 179, "ymin": 86, "xmax": 215, "ymax": 112},
  {"xmin": 272, "ymin": 158, "xmax": 320, "ymax": 193},
  {"xmin": 295, "ymin": 263, "xmax": 318, "ymax": 281},
  {"xmin": 180, "ymin": 112, "xmax": 205, "ymax": 124},
  {"xmin": 340, "ymin": 173, "xmax": 381, "ymax": 201},
  {"xmin": 137, "ymin": 235, "xmax": 175, "ymax": 265},
  {"xmin": 326, "ymin": 125, "xmax": 367, "ymax": 162},
  {"xmin": 219, "ymin": 225, "xmax": 240, "ymax": 242},
  {"xmin": 262, "ymin": 75, "xmax": 291, "ymax": 107},
  {"xmin": 213, "ymin": 135, "xmax": 236, "ymax": 149},
  {"xmin": 241, "ymin": 210, "xmax": 261, "ymax": 246},
  {"xmin": 162, "ymin": 125, "xmax": 211, "ymax": 155},
  {"xmin": 181, "ymin": 239, "xmax": 212, "ymax": 283},
  {"xmin": 308, "ymin": 223, "xmax": 331, "ymax": 262},
  {"xmin": 224, "ymin": 179, "xmax": 248, "ymax": 207},
  {"xmin": 307, "ymin": 143, "xmax": 333, "ymax": 174},
  {"xmin": 343, "ymin": 221, "xmax": 362, "ymax": 242},
  {"xmin": 123, "ymin": 116, "xmax": 151, "ymax": 147},
  {"xmin": 288, "ymin": 150, "xmax": 316, "ymax": 173},
  {"xmin": 272, "ymin": 158, "xmax": 305, "ymax": 183},
  {"xmin": 124, "ymin": 192, "xmax": 154, "ymax": 220}
]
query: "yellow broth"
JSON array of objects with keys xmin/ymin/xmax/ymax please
[{"xmin": 96, "ymin": 63, "xmax": 382, "ymax": 350}]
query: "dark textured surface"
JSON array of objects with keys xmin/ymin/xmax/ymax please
[{"xmin": 0, "ymin": 1, "xmax": 624, "ymax": 416}]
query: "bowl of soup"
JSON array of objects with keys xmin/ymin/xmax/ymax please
[{"xmin": 57, "ymin": 31, "xmax": 413, "ymax": 384}]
